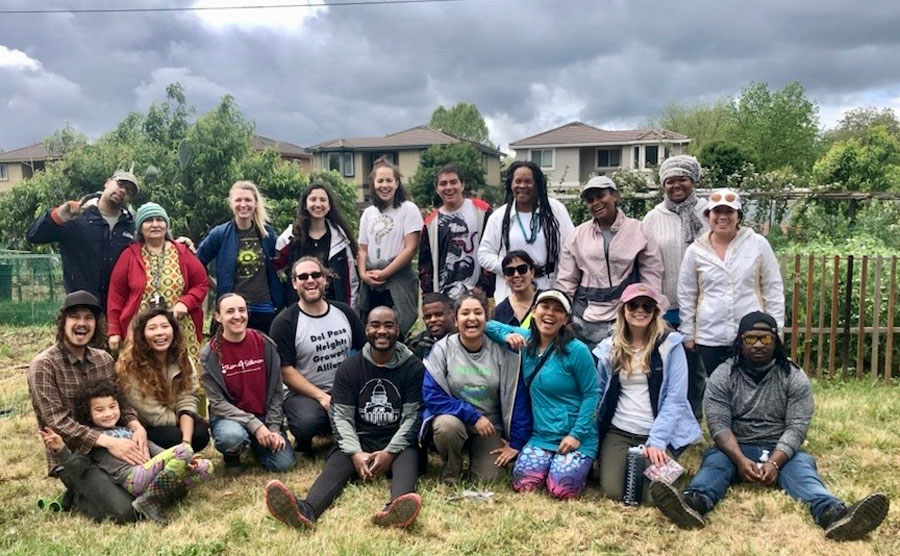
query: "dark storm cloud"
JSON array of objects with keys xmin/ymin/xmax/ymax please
[{"xmin": 2, "ymin": 0, "xmax": 900, "ymax": 152}]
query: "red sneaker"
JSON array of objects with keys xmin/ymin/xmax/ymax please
[
  {"xmin": 264, "ymin": 480, "xmax": 315, "ymax": 529},
  {"xmin": 371, "ymin": 492, "xmax": 422, "ymax": 529}
]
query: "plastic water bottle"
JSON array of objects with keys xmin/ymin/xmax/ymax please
[
  {"xmin": 624, "ymin": 446, "xmax": 646, "ymax": 506},
  {"xmin": 756, "ymin": 449, "xmax": 770, "ymax": 470}
]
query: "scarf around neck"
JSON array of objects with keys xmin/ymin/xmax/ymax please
[{"xmin": 664, "ymin": 192, "xmax": 703, "ymax": 245}]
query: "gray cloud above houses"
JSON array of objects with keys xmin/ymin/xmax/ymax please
[{"xmin": 2, "ymin": 0, "xmax": 900, "ymax": 152}]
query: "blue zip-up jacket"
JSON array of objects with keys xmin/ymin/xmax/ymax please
[
  {"xmin": 593, "ymin": 331, "xmax": 700, "ymax": 451},
  {"xmin": 420, "ymin": 334, "xmax": 532, "ymax": 450},
  {"xmin": 196, "ymin": 220, "xmax": 283, "ymax": 308}
]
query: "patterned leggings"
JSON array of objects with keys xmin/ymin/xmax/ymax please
[
  {"xmin": 512, "ymin": 444, "xmax": 593, "ymax": 500},
  {"xmin": 126, "ymin": 444, "xmax": 212, "ymax": 495}
]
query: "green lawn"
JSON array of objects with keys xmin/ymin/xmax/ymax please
[{"xmin": 1, "ymin": 326, "xmax": 897, "ymax": 556}]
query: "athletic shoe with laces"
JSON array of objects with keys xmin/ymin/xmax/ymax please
[
  {"xmin": 650, "ymin": 480, "xmax": 705, "ymax": 530},
  {"xmin": 265, "ymin": 480, "xmax": 316, "ymax": 529},
  {"xmin": 371, "ymin": 492, "xmax": 422, "ymax": 529},
  {"xmin": 823, "ymin": 493, "xmax": 889, "ymax": 541}
]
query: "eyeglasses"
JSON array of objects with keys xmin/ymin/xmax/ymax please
[
  {"xmin": 709, "ymin": 192, "xmax": 737, "ymax": 203},
  {"xmin": 625, "ymin": 300, "xmax": 656, "ymax": 313},
  {"xmin": 503, "ymin": 264, "xmax": 531, "ymax": 277},
  {"xmin": 741, "ymin": 333, "xmax": 774, "ymax": 346},
  {"xmin": 294, "ymin": 271, "xmax": 324, "ymax": 281}
]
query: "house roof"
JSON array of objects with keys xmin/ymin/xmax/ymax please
[
  {"xmin": 309, "ymin": 125, "xmax": 503, "ymax": 157},
  {"xmin": 0, "ymin": 142, "xmax": 54, "ymax": 163},
  {"xmin": 509, "ymin": 121, "xmax": 690, "ymax": 148},
  {"xmin": 252, "ymin": 134, "xmax": 311, "ymax": 159}
]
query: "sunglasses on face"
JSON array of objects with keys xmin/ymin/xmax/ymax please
[
  {"xmin": 741, "ymin": 333, "xmax": 774, "ymax": 346},
  {"xmin": 709, "ymin": 192, "xmax": 737, "ymax": 203},
  {"xmin": 503, "ymin": 264, "xmax": 531, "ymax": 277},
  {"xmin": 294, "ymin": 271, "xmax": 324, "ymax": 281},
  {"xmin": 625, "ymin": 300, "xmax": 656, "ymax": 313}
]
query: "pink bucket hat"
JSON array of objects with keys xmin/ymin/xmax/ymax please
[{"xmin": 620, "ymin": 282, "xmax": 668, "ymax": 311}]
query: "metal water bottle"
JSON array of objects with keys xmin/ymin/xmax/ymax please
[{"xmin": 623, "ymin": 445, "xmax": 646, "ymax": 506}]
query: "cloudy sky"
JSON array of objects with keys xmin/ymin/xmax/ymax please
[{"xmin": 2, "ymin": 0, "xmax": 900, "ymax": 153}]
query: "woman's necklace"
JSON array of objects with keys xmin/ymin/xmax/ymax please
[{"xmin": 515, "ymin": 208, "xmax": 540, "ymax": 244}]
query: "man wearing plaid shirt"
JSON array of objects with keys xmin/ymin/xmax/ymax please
[{"xmin": 27, "ymin": 291, "xmax": 150, "ymax": 523}]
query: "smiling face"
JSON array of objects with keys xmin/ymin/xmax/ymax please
[
  {"xmin": 101, "ymin": 178, "xmax": 134, "ymax": 210},
  {"xmin": 292, "ymin": 259, "xmax": 326, "ymax": 304},
  {"xmin": 140, "ymin": 216, "xmax": 168, "ymax": 243},
  {"xmin": 623, "ymin": 296, "xmax": 657, "ymax": 332},
  {"xmin": 532, "ymin": 298, "xmax": 567, "ymax": 338},
  {"xmin": 503, "ymin": 256, "xmax": 534, "ymax": 293},
  {"xmin": 89, "ymin": 395, "xmax": 121, "ymax": 429},
  {"xmin": 708, "ymin": 206, "xmax": 739, "ymax": 234},
  {"xmin": 583, "ymin": 188, "xmax": 617, "ymax": 223},
  {"xmin": 366, "ymin": 307, "xmax": 400, "ymax": 352},
  {"xmin": 373, "ymin": 166, "xmax": 399, "ymax": 204},
  {"xmin": 511, "ymin": 166, "xmax": 535, "ymax": 207},
  {"xmin": 143, "ymin": 314, "xmax": 174, "ymax": 354},
  {"xmin": 230, "ymin": 187, "xmax": 257, "ymax": 222},
  {"xmin": 456, "ymin": 298, "xmax": 486, "ymax": 343},
  {"xmin": 422, "ymin": 301, "xmax": 453, "ymax": 338},
  {"xmin": 305, "ymin": 187, "xmax": 331, "ymax": 220},
  {"xmin": 63, "ymin": 307, "xmax": 97, "ymax": 349},
  {"xmin": 664, "ymin": 175, "xmax": 694, "ymax": 203},
  {"xmin": 436, "ymin": 172, "xmax": 464, "ymax": 209},
  {"xmin": 215, "ymin": 295, "xmax": 249, "ymax": 337}
]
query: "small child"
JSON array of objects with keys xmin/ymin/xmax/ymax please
[{"xmin": 39, "ymin": 379, "xmax": 213, "ymax": 524}]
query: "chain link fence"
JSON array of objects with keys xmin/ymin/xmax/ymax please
[{"xmin": 0, "ymin": 252, "xmax": 65, "ymax": 325}]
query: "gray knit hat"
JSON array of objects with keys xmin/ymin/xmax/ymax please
[
  {"xmin": 659, "ymin": 155, "xmax": 700, "ymax": 184},
  {"xmin": 135, "ymin": 202, "xmax": 170, "ymax": 233}
]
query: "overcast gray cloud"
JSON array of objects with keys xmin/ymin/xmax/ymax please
[{"xmin": 2, "ymin": 0, "xmax": 900, "ymax": 153}]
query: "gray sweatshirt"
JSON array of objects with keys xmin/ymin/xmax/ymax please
[{"xmin": 703, "ymin": 358, "xmax": 813, "ymax": 458}]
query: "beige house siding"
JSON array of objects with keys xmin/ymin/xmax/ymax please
[
  {"xmin": 0, "ymin": 162, "xmax": 26, "ymax": 193},
  {"xmin": 397, "ymin": 151, "xmax": 420, "ymax": 183},
  {"xmin": 485, "ymin": 155, "xmax": 501, "ymax": 186}
]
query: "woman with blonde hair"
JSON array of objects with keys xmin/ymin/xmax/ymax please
[
  {"xmin": 197, "ymin": 180, "xmax": 284, "ymax": 334},
  {"xmin": 116, "ymin": 308, "xmax": 210, "ymax": 452},
  {"xmin": 593, "ymin": 283, "xmax": 699, "ymax": 504}
]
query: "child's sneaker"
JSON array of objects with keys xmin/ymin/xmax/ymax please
[
  {"xmin": 823, "ymin": 493, "xmax": 889, "ymax": 541},
  {"xmin": 265, "ymin": 480, "xmax": 316, "ymax": 529},
  {"xmin": 183, "ymin": 458, "xmax": 215, "ymax": 489},
  {"xmin": 371, "ymin": 492, "xmax": 422, "ymax": 529}
]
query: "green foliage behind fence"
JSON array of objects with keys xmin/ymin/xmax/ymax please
[{"xmin": 0, "ymin": 253, "xmax": 64, "ymax": 325}]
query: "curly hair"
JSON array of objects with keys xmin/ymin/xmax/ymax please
[
  {"xmin": 55, "ymin": 306, "xmax": 108, "ymax": 350},
  {"xmin": 74, "ymin": 379, "xmax": 128, "ymax": 428},
  {"xmin": 115, "ymin": 308, "xmax": 193, "ymax": 408},
  {"xmin": 291, "ymin": 180, "xmax": 359, "ymax": 256},
  {"xmin": 500, "ymin": 161, "xmax": 562, "ymax": 275}
]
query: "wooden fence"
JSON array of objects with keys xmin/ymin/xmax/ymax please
[{"xmin": 779, "ymin": 254, "xmax": 898, "ymax": 382}]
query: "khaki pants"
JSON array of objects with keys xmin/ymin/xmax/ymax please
[
  {"xmin": 432, "ymin": 415, "xmax": 505, "ymax": 483},
  {"xmin": 598, "ymin": 427, "xmax": 674, "ymax": 504}
]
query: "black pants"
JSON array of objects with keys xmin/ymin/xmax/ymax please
[
  {"xmin": 146, "ymin": 417, "xmax": 211, "ymax": 452},
  {"xmin": 56, "ymin": 452, "xmax": 135, "ymax": 523},
  {"xmin": 283, "ymin": 392, "xmax": 331, "ymax": 453},
  {"xmin": 305, "ymin": 447, "xmax": 418, "ymax": 518},
  {"xmin": 684, "ymin": 348, "xmax": 706, "ymax": 421},
  {"xmin": 697, "ymin": 345, "xmax": 733, "ymax": 378}
]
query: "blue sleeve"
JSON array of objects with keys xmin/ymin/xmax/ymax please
[
  {"xmin": 567, "ymin": 343, "xmax": 601, "ymax": 443},
  {"xmin": 485, "ymin": 320, "xmax": 529, "ymax": 345},
  {"xmin": 508, "ymin": 370, "xmax": 532, "ymax": 451},
  {"xmin": 648, "ymin": 343, "xmax": 690, "ymax": 449},
  {"xmin": 422, "ymin": 372, "xmax": 482, "ymax": 426},
  {"xmin": 595, "ymin": 356, "xmax": 612, "ymax": 417},
  {"xmin": 195, "ymin": 227, "xmax": 220, "ymax": 266}
]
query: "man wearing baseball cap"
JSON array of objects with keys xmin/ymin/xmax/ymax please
[
  {"xmin": 27, "ymin": 169, "xmax": 139, "ymax": 308},
  {"xmin": 27, "ymin": 291, "xmax": 149, "ymax": 523},
  {"xmin": 555, "ymin": 175, "xmax": 663, "ymax": 349},
  {"xmin": 651, "ymin": 311, "xmax": 890, "ymax": 541}
]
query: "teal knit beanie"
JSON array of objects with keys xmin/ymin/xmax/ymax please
[{"xmin": 135, "ymin": 202, "xmax": 170, "ymax": 234}]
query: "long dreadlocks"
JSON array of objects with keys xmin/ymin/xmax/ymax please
[{"xmin": 500, "ymin": 160, "xmax": 562, "ymax": 275}]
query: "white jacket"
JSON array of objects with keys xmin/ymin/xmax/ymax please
[{"xmin": 677, "ymin": 227, "xmax": 784, "ymax": 346}]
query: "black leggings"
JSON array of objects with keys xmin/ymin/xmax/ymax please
[
  {"xmin": 146, "ymin": 416, "xmax": 211, "ymax": 452},
  {"xmin": 305, "ymin": 447, "xmax": 418, "ymax": 518}
]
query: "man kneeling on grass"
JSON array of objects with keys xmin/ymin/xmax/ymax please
[
  {"xmin": 265, "ymin": 306, "xmax": 426, "ymax": 529},
  {"xmin": 651, "ymin": 311, "xmax": 890, "ymax": 541}
]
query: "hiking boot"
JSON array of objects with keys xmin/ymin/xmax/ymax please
[
  {"xmin": 371, "ymin": 492, "xmax": 422, "ymax": 529},
  {"xmin": 823, "ymin": 493, "xmax": 889, "ymax": 541},
  {"xmin": 223, "ymin": 453, "xmax": 243, "ymax": 478},
  {"xmin": 132, "ymin": 492, "xmax": 168, "ymax": 525},
  {"xmin": 650, "ymin": 480, "xmax": 705, "ymax": 530},
  {"xmin": 265, "ymin": 480, "xmax": 316, "ymax": 529}
]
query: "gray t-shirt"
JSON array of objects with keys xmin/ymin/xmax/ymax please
[
  {"xmin": 428, "ymin": 334, "xmax": 503, "ymax": 428},
  {"xmin": 291, "ymin": 305, "xmax": 354, "ymax": 392}
]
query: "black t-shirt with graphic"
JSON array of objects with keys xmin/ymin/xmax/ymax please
[{"xmin": 234, "ymin": 227, "xmax": 271, "ymax": 304}]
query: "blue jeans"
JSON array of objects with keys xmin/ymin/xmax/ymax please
[
  {"xmin": 686, "ymin": 444, "xmax": 842, "ymax": 524},
  {"xmin": 210, "ymin": 418, "xmax": 296, "ymax": 472}
]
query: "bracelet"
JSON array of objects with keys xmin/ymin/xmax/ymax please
[{"xmin": 767, "ymin": 459, "xmax": 779, "ymax": 471}]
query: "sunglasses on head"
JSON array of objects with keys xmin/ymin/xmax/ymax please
[
  {"xmin": 625, "ymin": 299, "xmax": 656, "ymax": 313},
  {"xmin": 294, "ymin": 271, "xmax": 324, "ymax": 281},
  {"xmin": 741, "ymin": 333, "xmax": 774, "ymax": 346},
  {"xmin": 503, "ymin": 264, "xmax": 531, "ymax": 277},
  {"xmin": 710, "ymin": 192, "xmax": 737, "ymax": 203}
]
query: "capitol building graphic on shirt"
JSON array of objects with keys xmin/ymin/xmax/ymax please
[{"xmin": 360, "ymin": 379, "xmax": 400, "ymax": 425}]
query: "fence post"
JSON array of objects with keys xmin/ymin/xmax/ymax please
[
  {"xmin": 871, "ymin": 257, "xmax": 883, "ymax": 383},
  {"xmin": 790, "ymin": 255, "xmax": 801, "ymax": 361},
  {"xmin": 841, "ymin": 255, "xmax": 854, "ymax": 379},
  {"xmin": 803, "ymin": 255, "xmax": 815, "ymax": 373},
  {"xmin": 886, "ymin": 257, "xmax": 897, "ymax": 382},
  {"xmin": 829, "ymin": 256, "xmax": 840, "ymax": 379},
  {"xmin": 856, "ymin": 256, "xmax": 868, "ymax": 378}
]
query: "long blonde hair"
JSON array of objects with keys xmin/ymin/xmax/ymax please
[
  {"xmin": 229, "ymin": 180, "xmax": 270, "ymax": 233},
  {"xmin": 610, "ymin": 302, "xmax": 666, "ymax": 378}
]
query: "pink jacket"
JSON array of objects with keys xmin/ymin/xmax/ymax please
[{"xmin": 555, "ymin": 209, "xmax": 664, "ymax": 323}]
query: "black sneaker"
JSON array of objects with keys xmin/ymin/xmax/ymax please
[
  {"xmin": 683, "ymin": 490, "xmax": 711, "ymax": 515},
  {"xmin": 224, "ymin": 453, "xmax": 243, "ymax": 478},
  {"xmin": 650, "ymin": 480, "xmax": 705, "ymax": 530},
  {"xmin": 265, "ymin": 480, "xmax": 316, "ymax": 530},
  {"xmin": 823, "ymin": 493, "xmax": 889, "ymax": 541}
]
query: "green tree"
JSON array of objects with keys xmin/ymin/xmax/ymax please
[
  {"xmin": 408, "ymin": 143, "xmax": 488, "ymax": 209},
  {"xmin": 813, "ymin": 125, "xmax": 900, "ymax": 192},
  {"xmin": 698, "ymin": 140, "xmax": 758, "ymax": 184},
  {"xmin": 652, "ymin": 99, "xmax": 732, "ymax": 154},
  {"xmin": 726, "ymin": 81, "xmax": 819, "ymax": 172},
  {"xmin": 823, "ymin": 106, "xmax": 900, "ymax": 146},
  {"xmin": 428, "ymin": 102, "xmax": 491, "ymax": 146}
]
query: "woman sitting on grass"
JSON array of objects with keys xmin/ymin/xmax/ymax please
[
  {"xmin": 594, "ymin": 283, "xmax": 700, "ymax": 504},
  {"xmin": 486, "ymin": 289, "xmax": 599, "ymax": 500},
  {"xmin": 421, "ymin": 291, "xmax": 531, "ymax": 484},
  {"xmin": 39, "ymin": 379, "xmax": 213, "ymax": 524}
]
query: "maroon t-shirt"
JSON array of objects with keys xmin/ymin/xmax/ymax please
[{"xmin": 219, "ymin": 329, "xmax": 268, "ymax": 417}]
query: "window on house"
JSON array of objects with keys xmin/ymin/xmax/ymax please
[
  {"xmin": 645, "ymin": 146, "xmax": 659, "ymax": 167},
  {"xmin": 482, "ymin": 153, "xmax": 489, "ymax": 170},
  {"xmin": 530, "ymin": 149, "xmax": 553, "ymax": 169},
  {"xmin": 326, "ymin": 152, "xmax": 354, "ymax": 177},
  {"xmin": 633, "ymin": 146, "xmax": 640, "ymax": 169},
  {"xmin": 597, "ymin": 148, "xmax": 621, "ymax": 168},
  {"xmin": 0, "ymin": 164, "xmax": 7, "ymax": 180},
  {"xmin": 664, "ymin": 147, "xmax": 671, "ymax": 160}
]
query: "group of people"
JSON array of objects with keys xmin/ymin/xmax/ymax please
[{"xmin": 24, "ymin": 156, "xmax": 888, "ymax": 541}]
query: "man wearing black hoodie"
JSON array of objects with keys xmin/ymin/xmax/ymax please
[{"xmin": 264, "ymin": 306, "xmax": 425, "ymax": 529}]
